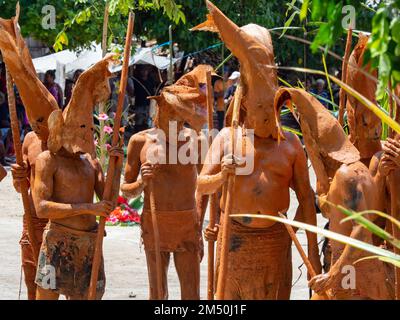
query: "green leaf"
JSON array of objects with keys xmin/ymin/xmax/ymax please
[
  {"xmin": 280, "ymin": 11, "xmax": 299, "ymax": 39},
  {"xmin": 391, "ymin": 17, "xmax": 400, "ymax": 43},
  {"xmin": 300, "ymin": 0, "xmax": 310, "ymax": 21}
]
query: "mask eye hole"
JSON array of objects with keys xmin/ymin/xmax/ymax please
[{"xmin": 80, "ymin": 124, "xmax": 86, "ymax": 128}]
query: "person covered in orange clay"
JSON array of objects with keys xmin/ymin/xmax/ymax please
[
  {"xmin": 121, "ymin": 65, "xmax": 215, "ymax": 300},
  {"xmin": 345, "ymin": 34, "xmax": 382, "ymax": 167},
  {"xmin": 0, "ymin": 6, "xmax": 60, "ymax": 300},
  {"xmin": 32, "ymin": 55, "xmax": 123, "ymax": 300},
  {"xmin": 273, "ymin": 88, "xmax": 395, "ymax": 300},
  {"xmin": 298, "ymin": 35, "xmax": 395, "ymax": 300},
  {"xmin": 194, "ymin": 1, "xmax": 321, "ymax": 300}
]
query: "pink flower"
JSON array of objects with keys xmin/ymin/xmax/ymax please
[
  {"xmin": 94, "ymin": 139, "xmax": 99, "ymax": 146},
  {"xmin": 105, "ymin": 144, "xmax": 112, "ymax": 150},
  {"xmin": 103, "ymin": 126, "xmax": 113, "ymax": 134},
  {"xmin": 98, "ymin": 113, "xmax": 109, "ymax": 121}
]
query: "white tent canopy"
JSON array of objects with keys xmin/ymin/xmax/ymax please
[{"xmin": 32, "ymin": 43, "xmax": 177, "ymax": 80}]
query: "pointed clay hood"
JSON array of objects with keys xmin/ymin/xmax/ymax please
[
  {"xmin": 192, "ymin": 1, "xmax": 281, "ymax": 139},
  {"xmin": 346, "ymin": 34, "xmax": 381, "ymax": 159},
  {"xmin": 47, "ymin": 54, "xmax": 116, "ymax": 157},
  {"xmin": 274, "ymin": 87, "xmax": 360, "ymax": 195},
  {"xmin": 0, "ymin": 4, "xmax": 58, "ymax": 141},
  {"xmin": 149, "ymin": 64, "xmax": 214, "ymax": 132}
]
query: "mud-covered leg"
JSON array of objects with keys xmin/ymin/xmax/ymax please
[
  {"xmin": 174, "ymin": 250, "xmax": 200, "ymax": 300},
  {"xmin": 145, "ymin": 250, "xmax": 170, "ymax": 300}
]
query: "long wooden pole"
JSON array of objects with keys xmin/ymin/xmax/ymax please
[
  {"xmin": 338, "ymin": 28, "xmax": 353, "ymax": 127},
  {"xmin": 148, "ymin": 179, "xmax": 163, "ymax": 299},
  {"xmin": 88, "ymin": 12, "xmax": 135, "ymax": 300},
  {"xmin": 6, "ymin": 69, "xmax": 39, "ymax": 265},
  {"xmin": 277, "ymin": 213, "xmax": 332, "ymax": 299},
  {"xmin": 205, "ymin": 70, "xmax": 217, "ymax": 300},
  {"xmin": 215, "ymin": 84, "xmax": 242, "ymax": 300}
]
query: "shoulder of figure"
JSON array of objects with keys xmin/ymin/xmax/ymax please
[
  {"xmin": 36, "ymin": 150, "xmax": 54, "ymax": 164},
  {"xmin": 128, "ymin": 130, "xmax": 150, "ymax": 148},
  {"xmin": 283, "ymin": 131, "xmax": 301, "ymax": 145},
  {"xmin": 23, "ymin": 131, "xmax": 38, "ymax": 146}
]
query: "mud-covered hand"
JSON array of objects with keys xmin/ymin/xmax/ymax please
[
  {"xmin": 221, "ymin": 154, "xmax": 240, "ymax": 180},
  {"xmin": 141, "ymin": 162, "xmax": 158, "ymax": 186},
  {"xmin": 378, "ymin": 156, "xmax": 397, "ymax": 177},
  {"xmin": 108, "ymin": 143, "xmax": 124, "ymax": 166},
  {"xmin": 308, "ymin": 270, "xmax": 339, "ymax": 294},
  {"xmin": 383, "ymin": 138, "xmax": 400, "ymax": 168},
  {"xmin": 204, "ymin": 224, "xmax": 220, "ymax": 242},
  {"xmin": 92, "ymin": 200, "xmax": 115, "ymax": 218},
  {"xmin": 11, "ymin": 161, "xmax": 28, "ymax": 183}
]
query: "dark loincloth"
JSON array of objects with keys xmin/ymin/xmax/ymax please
[
  {"xmin": 35, "ymin": 222, "xmax": 105, "ymax": 299},
  {"xmin": 141, "ymin": 209, "xmax": 199, "ymax": 253},
  {"xmin": 216, "ymin": 216, "xmax": 292, "ymax": 300}
]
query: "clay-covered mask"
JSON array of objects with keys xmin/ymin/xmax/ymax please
[
  {"xmin": 150, "ymin": 64, "xmax": 214, "ymax": 132},
  {"xmin": 47, "ymin": 54, "xmax": 115, "ymax": 156}
]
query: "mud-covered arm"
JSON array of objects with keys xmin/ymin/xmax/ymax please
[
  {"xmin": 197, "ymin": 129, "xmax": 227, "ymax": 195},
  {"xmin": 370, "ymin": 152, "xmax": 389, "ymax": 211},
  {"xmin": 33, "ymin": 153, "xmax": 101, "ymax": 219},
  {"xmin": 120, "ymin": 135, "xmax": 145, "ymax": 199},
  {"xmin": 93, "ymin": 158, "xmax": 106, "ymax": 199},
  {"xmin": 196, "ymin": 133, "xmax": 210, "ymax": 226},
  {"xmin": 94, "ymin": 145, "xmax": 124, "ymax": 204},
  {"xmin": 290, "ymin": 134, "xmax": 322, "ymax": 272}
]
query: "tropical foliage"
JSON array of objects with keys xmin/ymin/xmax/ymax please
[{"xmin": 285, "ymin": 0, "xmax": 400, "ymax": 100}]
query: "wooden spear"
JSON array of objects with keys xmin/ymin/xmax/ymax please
[
  {"xmin": 6, "ymin": 69, "xmax": 39, "ymax": 264},
  {"xmin": 278, "ymin": 213, "xmax": 333, "ymax": 300},
  {"xmin": 215, "ymin": 84, "xmax": 242, "ymax": 300},
  {"xmin": 338, "ymin": 28, "xmax": 353, "ymax": 127},
  {"xmin": 205, "ymin": 70, "xmax": 218, "ymax": 300},
  {"xmin": 88, "ymin": 11, "xmax": 135, "ymax": 300}
]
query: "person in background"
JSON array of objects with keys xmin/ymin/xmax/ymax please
[
  {"xmin": 224, "ymin": 71, "xmax": 240, "ymax": 106},
  {"xmin": 310, "ymin": 78, "xmax": 330, "ymax": 109},
  {"xmin": 43, "ymin": 70, "xmax": 63, "ymax": 108},
  {"xmin": 64, "ymin": 69, "xmax": 84, "ymax": 109},
  {"xmin": 132, "ymin": 66, "xmax": 156, "ymax": 133},
  {"xmin": 214, "ymin": 69, "xmax": 230, "ymax": 130}
]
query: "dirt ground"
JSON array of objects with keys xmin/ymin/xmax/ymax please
[{"xmin": 0, "ymin": 165, "xmax": 327, "ymax": 300}]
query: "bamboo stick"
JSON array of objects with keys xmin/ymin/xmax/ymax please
[
  {"xmin": 338, "ymin": 28, "xmax": 353, "ymax": 127},
  {"xmin": 205, "ymin": 70, "xmax": 217, "ymax": 300},
  {"xmin": 88, "ymin": 12, "xmax": 135, "ymax": 300},
  {"xmin": 215, "ymin": 84, "xmax": 242, "ymax": 300},
  {"xmin": 6, "ymin": 69, "xmax": 39, "ymax": 265}
]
